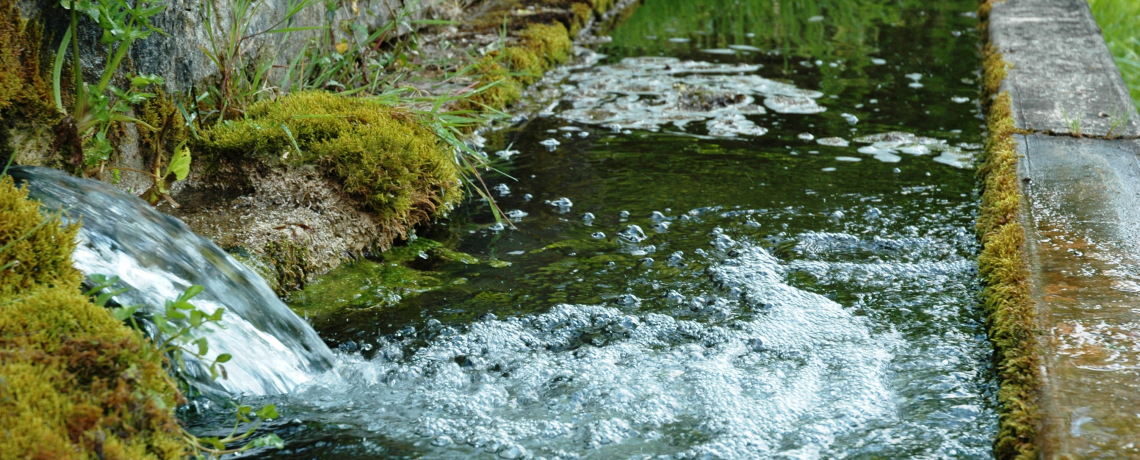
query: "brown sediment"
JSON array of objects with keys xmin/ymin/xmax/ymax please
[{"xmin": 977, "ymin": 7, "xmax": 1042, "ymax": 457}]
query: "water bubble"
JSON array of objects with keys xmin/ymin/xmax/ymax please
[
  {"xmin": 583, "ymin": 212, "xmax": 596, "ymax": 222},
  {"xmin": 816, "ymin": 137, "xmax": 850, "ymax": 147},
  {"xmin": 864, "ymin": 207, "xmax": 883, "ymax": 220},
  {"xmin": 650, "ymin": 211, "xmax": 668, "ymax": 221},
  {"xmin": 821, "ymin": 167, "xmax": 837, "ymax": 172},
  {"xmin": 870, "ymin": 58, "xmax": 887, "ymax": 65},
  {"xmin": 668, "ymin": 251, "xmax": 684, "ymax": 265},
  {"xmin": 798, "ymin": 133, "xmax": 815, "ymax": 141},
  {"xmin": 841, "ymin": 113, "xmax": 859, "ymax": 124},
  {"xmin": 808, "ymin": 15, "xmax": 825, "ymax": 22},
  {"xmin": 498, "ymin": 444, "xmax": 528, "ymax": 459},
  {"xmin": 620, "ymin": 210, "xmax": 630, "ymax": 218},
  {"xmin": 893, "ymin": 168, "xmax": 902, "ymax": 173},
  {"xmin": 667, "ymin": 37, "xmax": 690, "ymax": 43},
  {"xmin": 874, "ymin": 153, "xmax": 903, "ymax": 163},
  {"xmin": 564, "ymin": 132, "xmax": 573, "ymax": 138},
  {"xmin": 619, "ymin": 294, "xmax": 641, "ymax": 307},
  {"xmin": 835, "ymin": 156, "xmax": 861, "ymax": 162},
  {"xmin": 489, "ymin": 222, "xmax": 506, "ymax": 231},
  {"xmin": 540, "ymin": 138, "xmax": 561, "ymax": 148},
  {"xmin": 547, "ymin": 197, "xmax": 574, "ymax": 209},
  {"xmin": 579, "ymin": 131, "xmax": 590, "ymax": 138},
  {"xmin": 591, "ymin": 231, "xmax": 606, "ymax": 239},
  {"xmin": 619, "ymin": 225, "xmax": 648, "ymax": 243},
  {"xmin": 494, "ymin": 183, "xmax": 510, "ymax": 196},
  {"xmin": 495, "ymin": 149, "xmax": 520, "ymax": 160},
  {"xmin": 830, "ymin": 210, "xmax": 845, "ymax": 221},
  {"xmin": 432, "ymin": 436, "xmax": 454, "ymax": 447},
  {"xmin": 653, "ymin": 221, "xmax": 671, "ymax": 232},
  {"xmin": 905, "ymin": 73, "xmax": 923, "ymax": 82},
  {"xmin": 506, "ymin": 209, "xmax": 528, "ymax": 220},
  {"xmin": 951, "ymin": 96, "xmax": 970, "ymax": 103},
  {"xmin": 640, "ymin": 257, "xmax": 654, "ymax": 267},
  {"xmin": 523, "ymin": 193, "xmax": 533, "ymax": 201}
]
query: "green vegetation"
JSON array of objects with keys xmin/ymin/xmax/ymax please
[
  {"xmin": 461, "ymin": 21, "xmax": 574, "ymax": 111},
  {"xmin": 0, "ymin": 173, "xmax": 185, "ymax": 459},
  {"xmin": 977, "ymin": 12, "xmax": 1041, "ymax": 457},
  {"xmin": 603, "ymin": 0, "xmax": 913, "ymax": 60},
  {"xmin": 200, "ymin": 91, "xmax": 462, "ymax": 222},
  {"xmin": 1087, "ymin": 0, "xmax": 1140, "ymax": 109}
]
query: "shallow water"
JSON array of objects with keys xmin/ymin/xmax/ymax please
[{"xmin": 187, "ymin": 0, "xmax": 997, "ymax": 457}]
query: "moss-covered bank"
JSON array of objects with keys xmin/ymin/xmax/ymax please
[
  {"xmin": 0, "ymin": 174, "xmax": 184, "ymax": 459},
  {"xmin": 977, "ymin": 4, "xmax": 1041, "ymax": 457}
]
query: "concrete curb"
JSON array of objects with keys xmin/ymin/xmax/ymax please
[
  {"xmin": 990, "ymin": 0, "xmax": 1140, "ymax": 138},
  {"xmin": 987, "ymin": 0, "xmax": 1140, "ymax": 457}
]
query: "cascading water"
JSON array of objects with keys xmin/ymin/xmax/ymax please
[{"xmin": 7, "ymin": 166, "xmax": 334, "ymax": 396}]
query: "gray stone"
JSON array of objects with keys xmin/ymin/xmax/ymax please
[
  {"xmin": 1016, "ymin": 134, "xmax": 1140, "ymax": 455},
  {"xmin": 15, "ymin": 0, "xmax": 459, "ymax": 96},
  {"xmin": 989, "ymin": 0, "xmax": 1140, "ymax": 137}
]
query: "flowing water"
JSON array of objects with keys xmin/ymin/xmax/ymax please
[
  {"xmin": 7, "ymin": 167, "xmax": 334, "ymax": 396},
  {"xmin": 49, "ymin": 0, "xmax": 990, "ymax": 457}
]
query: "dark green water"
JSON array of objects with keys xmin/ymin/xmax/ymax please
[{"xmin": 188, "ymin": 0, "xmax": 997, "ymax": 457}]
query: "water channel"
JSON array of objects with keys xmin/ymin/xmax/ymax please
[{"xmin": 185, "ymin": 0, "xmax": 998, "ymax": 457}]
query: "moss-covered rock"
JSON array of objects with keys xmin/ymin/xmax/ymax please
[
  {"xmin": 461, "ymin": 21, "xmax": 574, "ymax": 111},
  {"xmin": 199, "ymin": 91, "xmax": 462, "ymax": 225},
  {"xmin": 0, "ymin": 175, "xmax": 185, "ymax": 459}
]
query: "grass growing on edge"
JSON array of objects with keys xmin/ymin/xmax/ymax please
[{"xmin": 1087, "ymin": 0, "xmax": 1140, "ymax": 109}]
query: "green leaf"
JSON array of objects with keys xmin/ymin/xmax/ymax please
[
  {"xmin": 215, "ymin": 353, "xmax": 232, "ymax": 363},
  {"xmin": 166, "ymin": 144, "xmax": 192, "ymax": 181},
  {"xmin": 247, "ymin": 433, "xmax": 285, "ymax": 449},
  {"xmin": 255, "ymin": 404, "xmax": 279, "ymax": 420},
  {"xmin": 194, "ymin": 337, "xmax": 208, "ymax": 356}
]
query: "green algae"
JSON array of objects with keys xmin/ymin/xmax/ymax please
[
  {"xmin": 0, "ymin": 174, "xmax": 185, "ymax": 459},
  {"xmin": 286, "ymin": 237, "xmax": 507, "ymax": 320}
]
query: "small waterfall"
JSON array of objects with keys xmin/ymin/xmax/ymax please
[{"xmin": 8, "ymin": 167, "xmax": 334, "ymax": 396}]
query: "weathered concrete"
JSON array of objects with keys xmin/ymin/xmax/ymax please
[
  {"xmin": 1017, "ymin": 134, "xmax": 1140, "ymax": 458},
  {"xmin": 989, "ymin": 0, "xmax": 1140, "ymax": 456},
  {"xmin": 989, "ymin": 0, "xmax": 1140, "ymax": 137}
]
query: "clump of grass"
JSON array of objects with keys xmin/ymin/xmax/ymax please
[
  {"xmin": 0, "ymin": 174, "xmax": 185, "ymax": 459},
  {"xmin": 1088, "ymin": 0, "xmax": 1140, "ymax": 109},
  {"xmin": 978, "ymin": 44, "xmax": 1041, "ymax": 460},
  {"xmin": 200, "ymin": 91, "xmax": 462, "ymax": 224}
]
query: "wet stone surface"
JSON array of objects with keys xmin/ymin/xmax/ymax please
[{"xmin": 1017, "ymin": 134, "xmax": 1140, "ymax": 458}]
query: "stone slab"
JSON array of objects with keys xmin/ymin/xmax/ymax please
[
  {"xmin": 1017, "ymin": 134, "xmax": 1140, "ymax": 458},
  {"xmin": 989, "ymin": 0, "xmax": 1140, "ymax": 137}
]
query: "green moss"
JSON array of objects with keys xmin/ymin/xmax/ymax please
[
  {"xmin": 460, "ymin": 22, "xmax": 574, "ymax": 111},
  {"xmin": 0, "ymin": 0, "xmax": 58, "ymax": 125},
  {"xmin": 0, "ymin": 175, "xmax": 185, "ymax": 459},
  {"xmin": 200, "ymin": 91, "xmax": 462, "ymax": 225},
  {"xmin": 977, "ymin": 41, "xmax": 1041, "ymax": 458},
  {"xmin": 264, "ymin": 238, "xmax": 311, "ymax": 295},
  {"xmin": 136, "ymin": 90, "xmax": 188, "ymax": 172}
]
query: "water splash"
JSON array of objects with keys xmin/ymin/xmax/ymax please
[{"xmin": 8, "ymin": 167, "xmax": 334, "ymax": 396}]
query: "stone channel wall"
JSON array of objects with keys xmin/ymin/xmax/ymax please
[{"xmin": 981, "ymin": 0, "xmax": 1140, "ymax": 458}]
